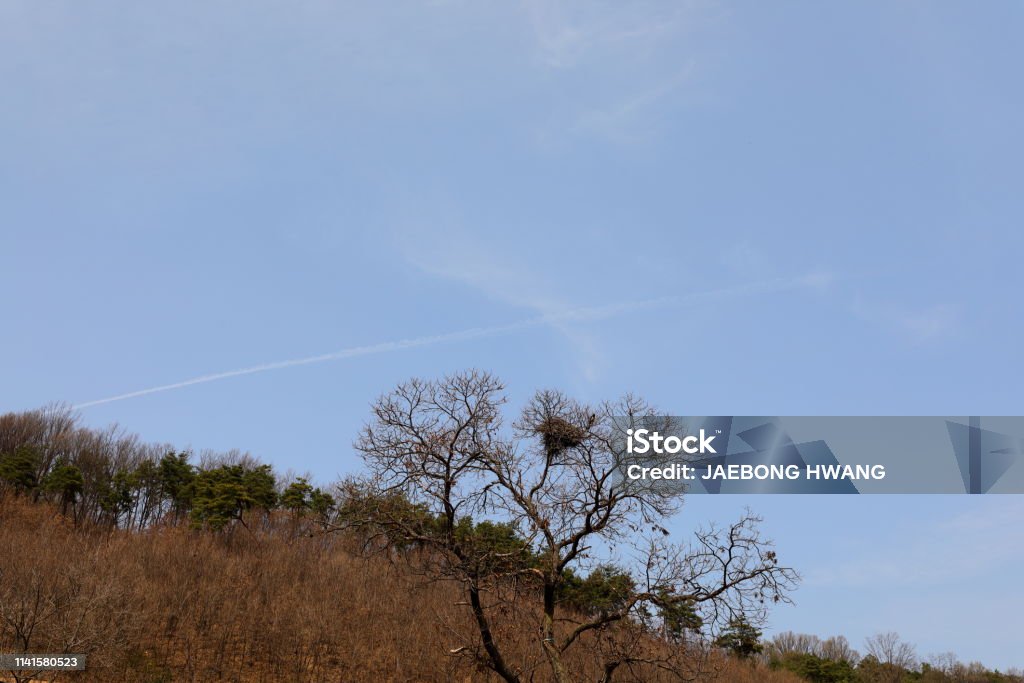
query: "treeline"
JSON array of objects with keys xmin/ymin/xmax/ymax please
[
  {"xmin": 1, "ymin": 403, "xmax": 1020, "ymax": 683},
  {"xmin": 0, "ymin": 406, "xmax": 793, "ymax": 683},
  {"xmin": 0, "ymin": 406, "xmax": 700, "ymax": 634},
  {"xmin": 0, "ymin": 405, "xmax": 334, "ymax": 531},
  {"xmin": 0, "ymin": 406, "xmax": 703, "ymax": 653},
  {"xmin": 759, "ymin": 630, "xmax": 1023, "ymax": 683}
]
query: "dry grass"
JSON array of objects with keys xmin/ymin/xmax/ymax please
[{"xmin": 0, "ymin": 498, "xmax": 802, "ymax": 683}]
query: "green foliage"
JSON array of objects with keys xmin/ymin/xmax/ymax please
[
  {"xmin": 657, "ymin": 591, "xmax": 702, "ymax": 640},
  {"xmin": 856, "ymin": 655, "xmax": 907, "ymax": 682},
  {"xmin": 0, "ymin": 444, "xmax": 41, "ymax": 493},
  {"xmin": 158, "ymin": 452, "xmax": 195, "ymax": 517},
  {"xmin": 0, "ymin": 417, "xmax": 345, "ymax": 534},
  {"xmin": 281, "ymin": 477, "xmax": 337, "ymax": 519},
  {"xmin": 454, "ymin": 518, "xmax": 536, "ymax": 575},
  {"xmin": 339, "ymin": 489, "xmax": 537, "ymax": 575},
  {"xmin": 338, "ymin": 488, "xmax": 436, "ymax": 542},
  {"xmin": 714, "ymin": 616, "xmax": 763, "ymax": 659},
  {"xmin": 100, "ymin": 468, "xmax": 136, "ymax": 522},
  {"xmin": 559, "ymin": 565, "xmax": 636, "ymax": 617},
  {"xmin": 281, "ymin": 477, "xmax": 314, "ymax": 511},
  {"xmin": 190, "ymin": 464, "xmax": 277, "ymax": 530},
  {"xmin": 454, "ymin": 518, "xmax": 527, "ymax": 554},
  {"xmin": 308, "ymin": 487, "xmax": 335, "ymax": 516},
  {"xmin": 42, "ymin": 460, "xmax": 84, "ymax": 510},
  {"xmin": 771, "ymin": 652, "xmax": 857, "ymax": 682}
]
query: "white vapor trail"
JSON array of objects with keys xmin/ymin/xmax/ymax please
[{"xmin": 72, "ymin": 274, "xmax": 825, "ymax": 409}]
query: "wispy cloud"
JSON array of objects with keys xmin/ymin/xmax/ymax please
[
  {"xmin": 853, "ymin": 298, "xmax": 962, "ymax": 344},
  {"xmin": 403, "ymin": 225, "xmax": 833, "ymax": 381},
  {"xmin": 574, "ymin": 64, "xmax": 696, "ymax": 143},
  {"xmin": 898, "ymin": 303, "xmax": 961, "ymax": 342},
  {"xmin": 518, "ymin": 1, "xmax": 722, "ymax": 144},
  {"xmin": 399, "ymin": 228, "xmax": 611, "ymax": 379},
  {"xmin": 522, "ymin": 1, "xmax": 686, "ymax": 70}
]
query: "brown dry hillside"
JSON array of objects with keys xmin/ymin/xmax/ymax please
[{"xmin": 0, "ymin": 497, "xmax": 801, "ymax": 683}]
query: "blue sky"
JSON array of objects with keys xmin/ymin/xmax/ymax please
[{"xmin": 2, "ymin": 1, "xmax": 1022, "ymax": 670}]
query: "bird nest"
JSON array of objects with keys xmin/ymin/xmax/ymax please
[{"xmin": 536, "ymin": 417, "xmax": 587, "ymax": 456}]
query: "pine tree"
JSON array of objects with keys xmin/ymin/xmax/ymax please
[{"xmin": 715, "ymin": 616, "xmax": 763, "ymax": 659}]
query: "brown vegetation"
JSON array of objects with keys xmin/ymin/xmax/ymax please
[
  {"xmin": 0, "ymin": 385, "xmax": 802, "ymax": 682},
  {"xmin": 2, "ymin": 378, "xmax": 1018, "ymax": 683},
  {"xmin": 0, "ymin": 496, "xmax": 802, "ymax": 683}
]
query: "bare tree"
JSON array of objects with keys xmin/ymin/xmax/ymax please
[
  {"xmin": 865, "ymin": 631, "xmax": 917, "ymax": 681},
  {"xmin": 349, "ymin": 370, "xmax": 799, "ymax": 683},
  {"xmin": 0, "ymin": 513, "xmax": 136, "ymax": 683},
  {"xmin": 820, "ymin": 635, "xmax": 859, "ymax": 664},
  {"xmin": 767, "ymin": 631, "xmax": 821, "ymax": 657},
  {"xmin": 765, "ymin": 632, "xmax": 860, "ymax": 666},
  {"xmin": 928, "ymin": 652, "xmax": 961, "ymax": 678}
]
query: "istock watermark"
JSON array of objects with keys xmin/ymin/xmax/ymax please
[{"xmin": 614, "ymin": 416, "xmax": 1024, "ymax": 494}]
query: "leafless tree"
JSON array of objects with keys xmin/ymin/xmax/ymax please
[
  {"xmin": 765, "ymin": 632, "xmax": 859, "ymax": 665},
  {"xmin": 820, "ymin": 635, "xmax": 859, "ymax": 664},
  {"xmin": 865, "ymin": 631, "xmax": 917, "ymax": 681},
  {"xmin": 766, "ymin": 631, "xmax": 821, "ymax": 657},
  {"xmin": 0, "ymin": 514, "xmax": 137, "ymax": 683},
  {"xmin": 349, "ymin": 370, "xmax": 799, "ymax": 683},
  {"xmin": 928, "ymin": 652, "xmax": 962, "ymax": 679}
]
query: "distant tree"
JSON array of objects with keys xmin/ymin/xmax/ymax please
[
  {"xmin": 41, "ymin": 460, "xmax": 84, "ymax": 516},
  {"xmin": 0, "ymin": 405, "xmax": 77, "ymax": 493},
  {"xmin": 769, "ymin": 631, "xmax": 822, "ymax": 657},
  {"xmin": 280, "ymin": 476, "xmax": 334, "ymax": 518},
  {"xmin": 820, "ymin": 635, "xmax": 859, "ymax": 665},
  {"xmin": 558, "ymin": 564, "xmax": 636, "ymax": 618},
  {"xmin": 771, "ymin": 652, "xmax": 857, "ymax": 682},
  {"xmin": 190, "ymin": 463, "xmax": 276, "ymax": 531},
  {"xmin": 158, "ymin": 452, "xmax": 195, "ymax": 522},
  {"xmin": 99, "ymin": 469, "xmax": 135, "ymax": 526},
  {"xmin": 308, "ymin": 487, "xmax": 335, "ymax": 518},
  {"xmin": 131, "ymin": 457, "xmax": 163, "ymax": 529},
  {"xmin": 714, "ymin": 616, "xmax": 763, "ymax": 659},
  {"xmin": 864, "ymin": 632, "xmax": 917, "ymax": 682},
  {"xmin": 657, "ymin": 591, "xmax": 702, "ymax": 643},
  {"xmin": 767, "ymin": 632, "xmax": 860, "ymax": 680},
  {"xmin": 0, "ymin": 445, "xmax": 40, "ymax": 495},
  {"xmin": 349, "ymin": 370, "xmax": 798, "ymax": 683},
  {"xmin": 281, "ymin": 477, "xmax": 314, "ymax": 512},
  {"xmin": 926, "ymin": 651, "xmax": 960, "ymax": 676}
]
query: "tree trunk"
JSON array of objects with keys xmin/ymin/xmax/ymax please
[
  {"xmin": 468, "ymin": 584, "xmax": 520, "ymax": 683},
  {"xmin": 541, "ymin": 581, "xmax": 571, "ymax": 683}
]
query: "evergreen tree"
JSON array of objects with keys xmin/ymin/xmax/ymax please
[
  {"xmin": 41, "ymin": 460, "xmax": 84, "ymax": 515},
  {"xmin": 558, "ymin": 565, "xmax": 637, "ymax": 618},
  {"xmin": 281, "ymin": 477, "xmax": 314, "ymax": 512},
  {"xmin": 100, "ymin": 468, "xmax": 135, "ymax": 526},
  {"xmin": 658, "ymin": 593, "xmax": 703, "ymax": 641},
  {"xmin": 190, "ymin": 463, "xmax": 276, "ymax": 530},
  {"xmin": 308, "ymin": 487, "xmax": 335, "ymax": 517},
  {"xmin": 0, "ymin": 445, "xmax": 41, "ymax": 494},
  {"xmin": 158, "ymin": 452, "xmax": 195, "ymax": 520},
  {"xmin": 715, "ymin": 616, "xmax": 763, "ymax": 659}
]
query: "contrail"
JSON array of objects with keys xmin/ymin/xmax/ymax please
[{"xmin": 72, "ymin": 274, "xmax": 824, "ymax": 409}]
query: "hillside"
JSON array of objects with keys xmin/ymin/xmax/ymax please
[
  {"xmin": 2, "ymin": 394, "xmax": 1021, "ymax": 683},
  {"xmin": 0, "ymin": 496, "xmax": 799, "ymax": 683}
]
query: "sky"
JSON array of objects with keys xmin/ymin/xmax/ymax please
[{"xmin": 2, "ymin": 0, "xmax": 1023, "ymax": 670}]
